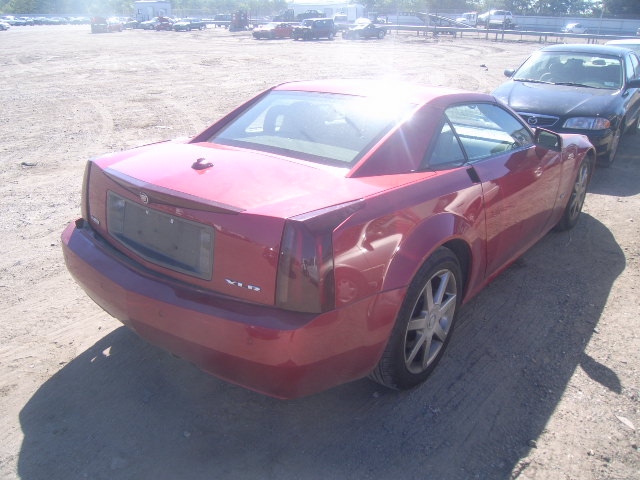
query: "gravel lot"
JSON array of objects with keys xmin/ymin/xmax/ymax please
[{"xmin": 1, "ymin": 25, "xmax": 639, "ymax": 480}]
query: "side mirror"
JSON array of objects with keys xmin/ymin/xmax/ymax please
[
  {"xmin": 535, "ymin": 128, "xmax": 562, "ymax": 152},
  {"xmin": 625, "ymin": 79, "xmax": 640, "ymax": 89},
  {"xmin": 504, "ymin": 68, "xmax": 515, "ymax": 78}
]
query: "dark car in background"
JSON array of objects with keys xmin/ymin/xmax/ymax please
[
  {"xmin": 212, "ymin": 13, "xmax": 231, "ymax": 27},
  {"xmin": 493, "ymin": 44, "xmax": 640, "ymax": 166},
  {"xmin": 292, "ymin": 18, "xmax": 335, "ymax": 40},
  {"xmin": 296, "ymin": 9, "xmax": 322, "ymax": 21},
  {"xmin": 90, "ymin": 17, "xmax": 123, "ymax": 33},
  {"xmin": 173, "ymin": 18, "xmax": 206, "ymax": 31},
  {"xmin": 343, "ymin": 18, "xmax": 386, "ymax": 39},
  {"xmin": 252, "ymin": 22, "xmax": 294, "ymax": 39},
  {"xmin": 140, "ymin": 17, "xmax": 171, "ymax": 30}
]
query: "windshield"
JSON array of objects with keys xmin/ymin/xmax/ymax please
[
  {"xmin": 208, "ymin": 91, "xmax": 415, "ymax": 167},
  {"xmin": 513, "ymin": 51, "xmax": 623, "ymax": 89}
]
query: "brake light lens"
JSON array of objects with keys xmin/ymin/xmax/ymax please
[
  {"xmin": 81, "ymin": 160, "xmax": 92, "ymax": 221},
  {"xmin": 276, "ymin": 200, "xmax": 363, "ymax": 313}
]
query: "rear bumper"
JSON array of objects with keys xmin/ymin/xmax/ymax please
[{"xmin": 61, "ymin": 220, "xmax": 404, "ymax": 398}]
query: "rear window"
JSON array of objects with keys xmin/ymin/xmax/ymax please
[{"xmin": 208, "ymin": 91, "xmax": 415, "ymax": 167}]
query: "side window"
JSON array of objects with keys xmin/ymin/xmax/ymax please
[
  {"xmin": 445, "ymin": 103, "xmax": 533, "ymax": 162},
  {"xmin": 631, "ymin": 54, "xmax": 640, "ymax": 79},
  {"xmin": 426, "ymin": 120, "xmax": 466, "ymax": 168},
  {"xmin": 625, "ymin": 54, "xmax": 638, "ymax": 81}
]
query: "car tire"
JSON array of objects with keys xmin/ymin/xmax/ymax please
[
  {"xmin": 328, "ymin": 32, "xmax": 334, "ymax": 40},
  {"xmin": 599, "ymin": 127, "xmax": 621, "ymax": 167},
  {"xmin": 554, "ymin": 155, "xmax": 592, "ymax": 231},
  {"xmin": 370, "ymin": 247, "xmax": 461, "ymax": 390},
  {"xmin": 377, "ymin": 30, "xmax": 385, "ymax": 39}
]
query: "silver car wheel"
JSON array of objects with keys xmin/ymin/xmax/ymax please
[
  {"xmin": 403, "ymin": 268, "xmax": 457, "ymax": 374},
  {"xmin": 567, "ymin": 160, "xmax": 590, "ymax": 221}
]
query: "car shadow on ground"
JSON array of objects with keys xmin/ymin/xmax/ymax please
[
  {"xmin": 588, "ymin": 130, "xmax": 640, "ymax": 197},
  {"xmin": 18, "ymin": 210, "xmax": 625, "ymax": 480}
]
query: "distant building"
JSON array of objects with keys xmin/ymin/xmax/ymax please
[{"xmin": 133, "ymin": 1, "xmax": 172, "ymax": 21}]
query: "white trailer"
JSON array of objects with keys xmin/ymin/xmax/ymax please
[{"xmin": 133, "ymin": 1, "xmax": 172, "ymax": 22}]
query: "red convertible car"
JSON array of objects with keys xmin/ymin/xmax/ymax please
[{"xmin": 62, "ymin": 80, "xmax": 595, "ymax": 398}]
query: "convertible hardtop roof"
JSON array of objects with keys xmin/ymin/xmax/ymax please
[
  {"xmin": 540, "ymin": 43, "xmax": 632, "ymax": 58},
  {"xmin": 272, "ymin": 79, "xmax": 490, "ymax": 107}
]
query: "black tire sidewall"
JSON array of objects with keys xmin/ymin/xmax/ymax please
[
  {"xmin": 555, "ymin": 156, "xmax": 592, "ymax": 231},
  {"xmin": 378, "ymin": 247, "xmax": 462, "ymax": 390}
]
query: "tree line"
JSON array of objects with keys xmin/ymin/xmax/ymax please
[{"xmin": 2, "ymin": 0, "xmax": 639, "ymax": 17}]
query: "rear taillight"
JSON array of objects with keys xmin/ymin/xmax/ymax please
[
  {"xmin": 276, "ymin": 200, "xmax": 363, "ymax": 313},
  {"xmin": 81, "ymin": 160, "xmax": 92, "ymax": 222}
]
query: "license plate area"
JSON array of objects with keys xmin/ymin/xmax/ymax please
[{"xmin": 107, "ymin": 191, "xmax": 214, "ymax": 280}]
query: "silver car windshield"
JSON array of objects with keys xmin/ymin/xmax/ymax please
[
  {"xmin": 209, "ymin": 91, "xmax": 415, "ymax": 167},
  {"xmin": 513, "ymin": 51, "xmax": 623, "ymax": 90}
]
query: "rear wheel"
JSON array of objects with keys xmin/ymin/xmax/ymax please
[
  {"xmin": 370, "ymin": 247, "xmax": 461, "ymax": 390},
  {"xmin": 555, "ymin": 156, "xmax": 592, "ymax": 231}
]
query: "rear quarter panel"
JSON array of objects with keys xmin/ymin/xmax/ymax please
[{"xmin": 333, "ymin": 167, "xmax": 485, "ymax": 307}]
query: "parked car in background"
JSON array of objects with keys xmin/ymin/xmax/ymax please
[
  {"xmin": 605, "ymin": 38, "xmax": 640, "ymax": 56},
  {"xmin": 155, "ymin": 17, "xmax": 174, "ymax": 30},
  {"xmin": 69, "ymin": 16, "xmax": 91, "ymax": 24},
  {"xmin": 62, "ymin": 79, "xmax": 595, "ymax": 399},
  {"xmin": 173, "ymin": 18, "xmax": 206, "ymax": 31},
  {"xmin": 343, "ymin": 18, "xmax": 386, "ymax": 39},
  {"xmin": 1, "ymin": 16, "xmax": 26, "ymax": 26},
  {"xmin": 212, "ymin": 13, "xmax": 231, "ymax": 27},
  {"xmin": 493, "ymin": 44, "xmax": 640, "ymax": 166},
  {"xmin": 455, "ymin": 11, "xmax": 479, "ymax": 27},
  {"xmin": 292, "ymin": 18, "xmax": 335, "ymax": 40},
  {"xmin": 121, "ymin": 18, "xmax": 139, "ymax": 29},
  {"xmin": 333, "ymin": 13, "xmax": 349, "ymax": 32},
  {"xmin": 140, "ymin": 17, "xmax": 170, "ymax": 30},
  {"xmin": 562, "ymin": 23, "xmax": 587, "ymax": 34},
  {"xmin": 90, "ymin": 17, "xmax": 123, "ymax": 33},
  {"xmin": 478, "ymin": 9, "xmax": 514, "ymax": 28},
  {"xmin": 252, "ymin": 22, "xmax": 294, "ymax": 39},
  {"xmin": 0, "ymin": 21, "xmax": 10, "ymax": 30},
  {"xmin": 140, "ymin": 17, "xmax": 158, "ymax": 29},
  {"xmin": 296, "ymin": 9, "xmax": 322, "ymax": 21}
]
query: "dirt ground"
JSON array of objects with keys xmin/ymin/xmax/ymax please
[{"xmin": 0, "ymin": 25, "xmax": 639, "ymax": 480}]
